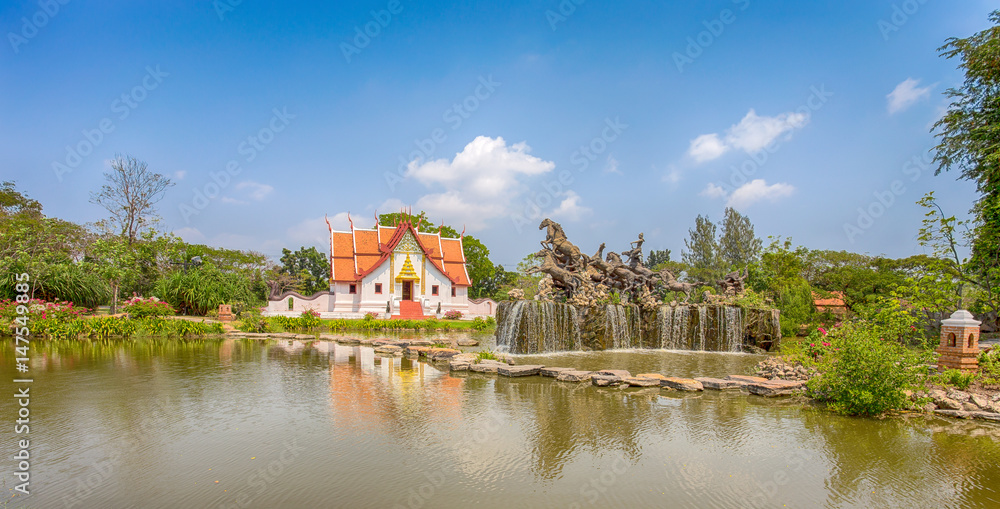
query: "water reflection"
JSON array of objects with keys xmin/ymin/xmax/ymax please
[{"xmin": 2, "ymin": 338, "xmax": 1000, "ymax": 508}]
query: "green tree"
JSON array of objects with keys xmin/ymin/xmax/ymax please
[
  {"xmin": 718, "ymin": 207, "xmax": 762, "ymax": 269},
  {"xmin": 682, "ymin": 214, "xmax": 722, "ymax": 282},
  {"xmin": 280, "ymin": 246, "xmax": 329, "ymax": 295},
  {"xmin": 646, "ymin": 249, "xmax": 671, "ymax": 268},
  {"xmin": 932, "ymin": 11, "xmax": 1000, "ymax": 314}
]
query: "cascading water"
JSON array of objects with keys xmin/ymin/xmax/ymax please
[{"xmin": 495, "ymin": 301, "xmax": 779, "ymax": 354}]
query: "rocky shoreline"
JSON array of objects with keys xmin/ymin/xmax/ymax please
[{"xmin": 230, "ymin": 332, "xmax": 1000, "ymax": 423}]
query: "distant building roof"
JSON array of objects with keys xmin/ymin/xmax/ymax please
[{"xmin": 813, "ymin": 291, "xmax": 846, "ymax": 308}]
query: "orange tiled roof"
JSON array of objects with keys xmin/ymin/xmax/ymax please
[
  {"xmin": 813, "ymin": 291, "xmax": 846, "ymax": 307},
  {"xmin": 330, "ymin": 221, "xmax": 470, "ymax": 285}
]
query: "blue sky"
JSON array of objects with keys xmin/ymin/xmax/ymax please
[{"xmin": 1, "ymin": 0, "xmax": 994, "ymax": 268}]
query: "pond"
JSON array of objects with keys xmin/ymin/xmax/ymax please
[{"xmin": 3, "ymin": 336, "xmax": 1000, "ymax": 508}]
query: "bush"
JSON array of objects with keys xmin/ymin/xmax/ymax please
[
  {"xmin": 807, "ymin": 318, "xmax": 927, "ymax": 417},
  {"xmin": 364, "ymin": 311, "xmax": 379, "ymax": 321},
  {"xmin": 979, "ymin": 348, "xmax": 1000, "ymax": 386},
  {"xmin": 443, "ymin": 310, "xmax": 463, "ymax": 320},
  {"xmin": 939, "ymin": 369, "xmax": 975, "ymax": 390},
  {"xmin": 298, "ymin": 309, "xmax": 321, "ymax": 330},
  {"xmin": 121, "ymin": 296, "xmax": 175, "ymax": 318},
  {"xmin": 477, "ymin": 350, "xmax": 499, "ymax": 361},
  {"xmin": 238, "ymin": 310, "xmax": 271, "ymax": 333}
]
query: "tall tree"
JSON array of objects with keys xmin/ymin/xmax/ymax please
[
  {"xmin": 279, "ymin": 246, "xmax": 330, "ymax": 296},
  {"xmin": 718, "ymin": 207, "xmax": 762, "ymax": 269},
  {"xmin": 89, "ymin": 154, "xmax": 173, "ymax": 244},
  {"xmin": 682, "ymin": 214, "xmax": 721, "ymax": 282},
  {"xmin": 932, "ymin": 10, "xmax": 1000, "ymax": 313},
  {"xmin": 646, "ymin": 249, "xmax": 671, "ymax": 268}
]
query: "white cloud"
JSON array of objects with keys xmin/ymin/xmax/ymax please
[
  {"xmin": 688, "ymin": 133, "xmax": 729, "ymax": 163},
  {"xmin": 235, "ymin": 181, "xmax": 274, "ymax": 201},
  {"xmin": 687, "ymin": 109, "xmax": 809, "ymax": 163},
  {"xmin": 604, "ymin": 155, "xmax": 622, "ymax": 174},
  {"xmin": 662, "ymin": 167, "xmax": 682, "ymax": 184},
  {"xmin": 725, "ymin": 109, "xmax": 808, "ymax": 152},
  {"xmin": 173, "ymin": 170, "xmax": 187, "ymax": 180},
  {"xmin": 699, "ymin": 182, "xmax": 728, "ymax": 199},
  {"xmin": 172, "ymin": 227, "xmax": 205, "ymax": 243},
  {"xmin": 550, "ymin": 191, "xmax": 590, "ymax": 220},
  {"xmin": 726, "ymin": 179, "xmax": 794, "ymax": 209},
  {"xmin": 221, "ymin": 197, "xmax": 248, "ymax": 205},
  {"xmin": 404, "ymin": 136, "xmax": 556, "ymax": 229},
  {"xmin": 887, "ymin": 78, "xmax": 933, "ymax": 114}
]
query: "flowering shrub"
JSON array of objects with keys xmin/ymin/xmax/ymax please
[
  {"xmin": 121, "ymin": 296, "xmax": 175, "ymax": 319},
  {"xmin": 298, "ymin": 309, "xmax": 322, "ymax": 330},
  {"xmin": 364, "ymin": 311, "xmax": 379, "ymax": 321},
  {"xmin": 2, "ymin": 299, "xmax": 89, "ymax": 337},
  {"xmin": 443, "ymin": 310, "xmax": 463, "ymax": 320}
]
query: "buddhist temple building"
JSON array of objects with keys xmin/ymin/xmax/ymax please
[{"xmin": 266, "ymin": 217, "xmax": 495, "ymax": 319}]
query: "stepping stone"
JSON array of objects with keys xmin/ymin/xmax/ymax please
[
  {"xmin": 725, "ymin": 375, "xmax": 770, "ymax": 384},
  {"xmin": 695, "ymin": 377, "xmax": 745, "ymax": 390},
  {"xmin": 541, "ymin": 367, "xmax": 577, "ymax": 377},
  {"xmin": 624, "ymin": 377, "xmax": 661, "ymax": 387},
  {"xmin": 336, "ymin": 337, "xmax": 361, "ymax": 345},
  {"xmin": 406, "ymin": 346, "xmax": 430, "ymax": 356},
  {"xmin": 556, "ymin": 371, "xmax": 595, "ymax": 382},
  {"xmin": 358, "ymin": 338, "xmax": 376, "ymax": 345},
  {"xmin": 498, "ymin": 365, "xmax": 544, "ymax": 377},
  {"xmin": 449, "ymin": 360, "xmax": 471, "ymax": 371},
  {"xmin": 592, "ymin": 375, "xmax": 622, "ymax": 387},
  {"xmin": 660, "ymin": 377, "xmax": 704, "ymax": 392},
  {"xmin": 934, "ymin": 409, "xmax": 971, "ymax": 419},
  {"xmin": 470, "ymin": 363, "xmax": 502, "ymax": 374},
  {"xmin": 426, "ymin": 348, "xmax": 462, "ymax": 361},
  {"xmin": 373, "ymin": 345, "xmax": 402, "ymax": 355},
  {"xmin": 408, "ymin": 339, "xmax": 434, "ymax": 346},
  {"xmin": 746, "ymin": 380, "xmax": 805, "ymax": 397},
  {"xmin": 969, "ymin": 411, "xmax": 1000, "ymax": 423},
  {"xmin": 597, "ymin": 370, "xmax": 631, "ymax": 378},
  {"xmin": 451, "ymin": 353, "xmax": 479, "ymax": 363},
  {"xmin": 635, "ymin": 373, "xmax": 666, "ymax": 380},
  {"xmin": 457, "ymin": 339, "xmax": 479, "ymax": 346}
]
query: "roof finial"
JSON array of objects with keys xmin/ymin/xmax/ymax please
[
  {"xmin": 374, "ymin": 210, "xmax": 379, "ymax": 229},
  {"xmin": 325, "ymin": 214, "xmax": 331, "ymax": 231},
  {"xmin": 347, "ymin": 212, "xmax": 354, "ymax": 230},
  {"xmin": 461, "ymin": 224, "xmax": 466, "ymax": 238}
]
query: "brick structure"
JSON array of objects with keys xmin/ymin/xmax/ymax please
[
  {"xmin": 218, "ymin": 304, "xmax": 234, "ymax": 322},
  {"xmin": 936, "ymin": 309, "xmax": 981, "ymax": 372}
]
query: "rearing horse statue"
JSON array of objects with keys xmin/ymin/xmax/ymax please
[{"xmin": 539, "ymin": 218, "xmax": 587, "ymax": 269}]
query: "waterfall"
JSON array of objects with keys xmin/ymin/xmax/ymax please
[{"xmin": 495, "ymin": 301, "xmax": 778, "ymax": 354}]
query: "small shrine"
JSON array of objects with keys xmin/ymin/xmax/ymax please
[{"xmin": 936, "ymin": 309, "xmax": 982, "ymax": 372}]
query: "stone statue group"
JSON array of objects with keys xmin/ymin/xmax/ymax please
[{"xmin": 526, "ymin": 218, "xmax": 747, "ymax": 306}]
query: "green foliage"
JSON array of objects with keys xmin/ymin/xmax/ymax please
[
  {"xmin": 86, "ymin": 316, "xmax": 139, "ymax": 339},
  {"xmin": 470, "ymin": 316, "xmax": 495, "ymax": 331},
  {"xmin": 978, "ymin": 348, "xmax": 1000, "ymax": 385},
  {"xmin": 718, "ymin": 207, "xmax": 762, "ymax": 268},
  {"xmin": 298, "ymin": 309, "xmax": 321, "ymax": 330},
  {"xmin": 646, "ymin": 249, "xmax": 671, "ymax": 268},
  {"xmin": 238, "ymin": 310, "xmax": 271, "ymax": 333},
  {"xmin": 933, "ymin": 11, "xmax": 1000, "ymax": 315},
  {"xmin": 776, "ymin": 278, "xmax": 815, "ymax": 337},
  {"xmin": 121, "ymin": 296, "xmax": 175, "ymax": 318},
  {"xmin": 476, "ymin": 350, "xmax": 499, "ymax": 361},
  {"xmin": 280, "ymin": 246, "xmax": 329, "ymax": 296},
  {"xmin": 154, "ymin": 262, "xmax": 264, "ymax": 315},
  {"xmin": 733, "ymin": 288, "xmax": 767, "ymax": 308},
  {"xmin": 807, "ymin": 304, "xmax": 930, "ymax": 417},
  {"xmin": 682, "ymin": 214, "xmax": 723, "ymax": 283},
  {"xmin": 938, "ymin": 369, "xmax": 976, "ymax": 390}
]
